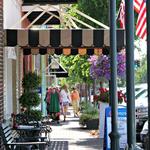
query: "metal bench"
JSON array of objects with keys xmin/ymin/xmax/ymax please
[{"xmin": 0, "ymin": 122, "xmax": 47, "ymax": 150}]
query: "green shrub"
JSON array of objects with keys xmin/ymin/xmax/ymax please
[
  {"xmin": 79, "ymin": 102, "xmax": 99, "ymax": 126},
  {"xmin": 22, "ymin": 72, "xmax": 41, "ymax": 90},
  {"xmin": 27, "ymin": 110, "xmax": 43, "ymax": 121},
  {"xmin": 19, "ymin": 92, "xmax": 40, "ymax": 108},
  {"xmin": 19, "ymin": 72, "xmax": 41, "ymax": 121}
]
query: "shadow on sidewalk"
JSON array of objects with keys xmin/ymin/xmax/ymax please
[
  {"xmin": 75, "ymin": 138, "xmax": 103, "ymax": 150},
  {"xmin": 48, "ymin": 141, "xmax": 68, "ymax": 150}
]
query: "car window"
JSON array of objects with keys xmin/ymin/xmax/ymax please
[{"xmin": 135, "ymin": 89, "xmax": 147, "ymax": 99}]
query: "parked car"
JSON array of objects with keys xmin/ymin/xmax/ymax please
[
  {"xmin": 135, "ymin": 89, "xmax": 148, "ymax": 142},
  {"xmin": 140, "ymin": 120, "xmax": 149, "ymax": 149},
  {"xmin": 119, "ymin": 83, "xmax": 147, "ymax": 107},
  {"xmin": 118, "ymin": 83, "xmax": 148, "ymax": 142}
]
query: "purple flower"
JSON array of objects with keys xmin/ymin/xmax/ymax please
[{"xmin": 88, "ymin": 51, "xmax": 126, "ymax": 80}]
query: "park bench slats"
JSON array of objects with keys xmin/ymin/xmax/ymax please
[
  {"xmin": 0, "ymin": 122, "xmax": 47, "ymax": 150},
  {"xmin": 7, "ymin": 141, "xmax": 46, "ymax": 145}
]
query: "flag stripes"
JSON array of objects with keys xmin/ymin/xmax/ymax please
[
  {"xmin": 136, "ymin": 0, "xmax": 147, "ymax": 40},
  {"xmin": 134, "ymin": 0, "xmax": 142, "ymax": 13},
  {"xmin": 118, "ymin": 0, "xmax": 125, "ymax": 29}
]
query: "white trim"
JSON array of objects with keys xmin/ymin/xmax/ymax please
[
  {"xmin": 11, "ymin": 4, "xmax": 109, "ymax": 29},
  {"xmin": 27, "ymin": 5, "xmax": 51, "ymax": 29},
  {"xmin": 43, "ymin": 56, "xmax": 67, "ymax": 76}
]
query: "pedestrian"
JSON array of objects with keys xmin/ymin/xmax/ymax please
[
  {"xmin": 70, "ymin": 87, "xmax": 80, "ymax": 117},
  {"xmin": 60, "ymin": 84, "xmax": 71, "ymax": 122},
  {"xmin": 45, "ymin": 87, "xmax": 60, "ymax": 124}
]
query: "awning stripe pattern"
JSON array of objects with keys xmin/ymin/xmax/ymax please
[
  {"xmin": 61, "ymin": 30, "xmax": 71, "ymax": 47},
  {"xmin": 23, "ymin": 48, "xmax": 103, "ymax": 56},
  {"xmin": 39, "ymin": 30, "xmax": 50, "ymax": 47},
  {"xmin": 5, "ymin": 29, "xmax": 125, "ymax": 48}
]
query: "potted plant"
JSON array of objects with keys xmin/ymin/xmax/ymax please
[
  {"xmin": 79, "ymin": 102, "xmax": 99, "ymax": 129},
  {"xmin": 19, "ymin": 72, "xmax": 42, "ymax": 121}
]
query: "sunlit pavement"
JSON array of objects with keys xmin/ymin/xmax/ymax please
[{"xmin": 48, "ymin": 107, "xmax": 103, "ymax": 150}]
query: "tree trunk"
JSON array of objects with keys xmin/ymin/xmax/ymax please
[
  {"xmin": 93, "ymin": 79, "xmax": 96, "ymax": 96},
  {"xmin": 88, "ymin": 84, "xmax": 91, "ymax": 102},
  {"xmin": 85, "ymin": 83, "xmax": 88, "ymax": 102},
  {"xmin": 79, "ymin": 83, "xmax": 82, "ymax": 101}
]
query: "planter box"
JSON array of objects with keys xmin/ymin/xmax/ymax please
[{"xmin": 86, "ymin": 119, "xmax": 99, "ymax": 130}]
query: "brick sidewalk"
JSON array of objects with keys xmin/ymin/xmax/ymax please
[{"xmin": 47, "ymin": 107, "xmax": 103, "ymax": 150}]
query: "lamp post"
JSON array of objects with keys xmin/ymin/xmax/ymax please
[
  {"xmin": 109, "ymin": 0, "xmax": 120, "ymax": 149},
  {"xmin": 125, "ymin": 0, "xmax": 136, "ymax": 149}
]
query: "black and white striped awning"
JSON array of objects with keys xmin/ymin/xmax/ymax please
[{"xmin": 5, "ymin": 29, "xmax": 125, "ymax": 55}]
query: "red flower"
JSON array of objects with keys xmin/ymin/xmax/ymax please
[
  {"xmin": 93, "ymin": 95, "xmax": 99, "ymax": 102},
  {"xmin": 99, "ymin": 88, "xmax": 108, "ymax": 93},
  {"xmin": 93, "ymin": 88, "xmax": 126, "ymax": 104}
]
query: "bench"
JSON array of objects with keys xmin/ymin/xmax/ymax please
[
  {"xmin": 15, "ymin": 114, "xmax": 52, "ymax": 142},
  {"xmin": 0, "ymin": 122, "xmax": 47, "ymax": 150}
]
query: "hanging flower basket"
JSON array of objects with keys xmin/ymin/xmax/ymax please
[{"xmin": 93, "ymin": 88, "xmax": 126, "ymax": 104}]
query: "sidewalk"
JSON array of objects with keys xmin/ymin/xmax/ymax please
[{"xmin": 48, "ymin": 107, "xmax": 103, "ymax": 150}]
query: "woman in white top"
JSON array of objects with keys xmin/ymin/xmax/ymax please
[{"xmin": 60, "ymin": 84, "xmax": 70, "ymax": 121}]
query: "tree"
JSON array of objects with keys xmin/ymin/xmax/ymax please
[
  {"xmin": 77, "ymin": 0, "xmax": 109, "ymax": 27},
  {"xmin": 76, "ymin": 0, "xmax": 121, "ymax": 27},
  {"xmin": 61, "ymin": 55, "xmax": 91, "ymax": 84},
  {"xmin": 135, "ymin": 56, "xmax": 147, "ymax": 84},
  {"xmin": 61, "ymin": 55, "xmax": 92, "ymax": 101}
]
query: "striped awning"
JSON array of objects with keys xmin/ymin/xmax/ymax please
[
  {"xmin": 22, "ymin": 48, "xmax": 103, "ymax": 55},
  {"xmin": 5, "ymin": 29, "xmax": 125, "ymax": 55}
]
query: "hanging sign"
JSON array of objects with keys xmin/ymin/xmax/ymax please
[{"xmin": 6, "ymin": 47, "xmax": 17, "ymax": 60}]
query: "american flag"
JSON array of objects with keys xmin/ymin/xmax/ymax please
[
  {"xmin": 136, "ymin": 0, "xmax": 146, "ymax": 40},
  {"xmin": 118, "ymin": 0, "xmax": 141, "ymax": 29},
  {"xmin": 118, "ymin": 0, "xmax": 125, "ymax": 29},
  {"xmin": 134, "ymin": 0, "xmax": 142, "ymax": 13}
]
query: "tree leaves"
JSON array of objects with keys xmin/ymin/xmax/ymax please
[{"xmin": 61, "ymin": 55, "xmax": 92, "ymax": 84}]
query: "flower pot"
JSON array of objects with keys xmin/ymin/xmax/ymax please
[
  {"xmin": 86, "ymin": 119, "xmax": 99, "ymax": 130},
  {"xmin": 99, "ymin": 101, "xmax": 109, "ymax": 138}
]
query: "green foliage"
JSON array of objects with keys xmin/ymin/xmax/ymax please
[
  {"xmin": 61, "ymin": 55, "xmax": 92, "ymax": 84},
  {"xmin": 27, "ymin": 110, "xmax": 43, "ymax": 121},
  {"xmin": 19, "ymin": 92, "xmax": 41, "ymax": 108},
  {"xmin": 135, "ymin": 57, "xmax": 147, "ymax": 84},
  {"xmin": 79, "ymin": 102, "xmax": 99, "ymax": 125},
  {"xmin": 19, "ymin": 72, "xmax": 41, "ymax": 121},
  {"xmin": 22, "ymin": 72, "xmax": 41, "ymax": 90},
  {"xmin": 77, "ymin": 0, "xmax": 109, "ymax": 27}
]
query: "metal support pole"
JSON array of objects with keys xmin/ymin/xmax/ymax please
[
  {"xmin": 125, "ymin": 0, "xmax": 136, "ymax": 149},
  {"xmin": 146, "ymin": 0, "xmax": 150, "ymax": 149},
  {"xmin": 41, "ymin": 55, "xmax": 47, "ymax": 116},
  {"xmin": 109, "ymin": 1, "xmax": 120, "ymax": 149}
]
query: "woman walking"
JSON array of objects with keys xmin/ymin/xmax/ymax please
[
  {"xmin": 60, "ymin": 85, "xmax": 71, "ymax": 122},
  {"xmin": 70, "ymin": 87, "xmax": 80, "ymax": 117},
  {"xmin": 45, "ymin": 87, "xmax": 60, "ymax": 123}
]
